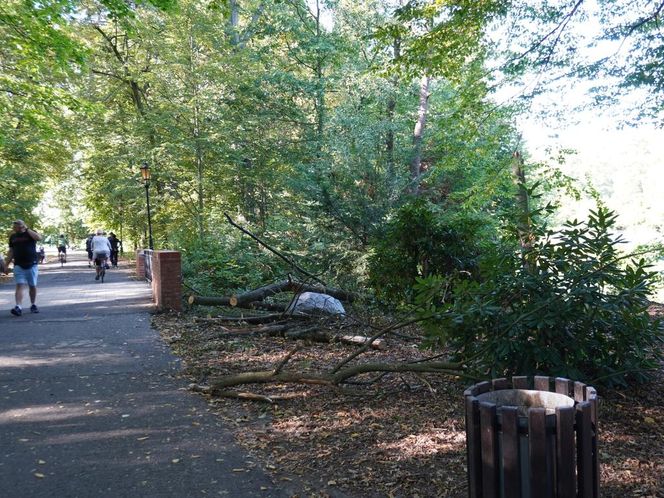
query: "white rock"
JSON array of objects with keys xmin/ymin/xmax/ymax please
[{"xmin": 287, "ymin": 292, "xmax": 346, "ymax": 316}]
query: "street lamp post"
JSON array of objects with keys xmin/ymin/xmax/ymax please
[{"xmin": 140, "ymin": 162, "xmax": 154, "ymax": 250}]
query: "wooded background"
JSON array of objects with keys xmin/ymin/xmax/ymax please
[{"xmin": 2, "ymin": 0, "xmax": 663, "ymax": 301}]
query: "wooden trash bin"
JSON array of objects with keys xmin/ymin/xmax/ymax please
[{"xmin": 464, "ymin": 376, "xmax": 598, "ymax": 498}]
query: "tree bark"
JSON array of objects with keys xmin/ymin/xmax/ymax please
[
  {"xmin": 229, "ymin": 0, "xmax": 240, "ymax": 46},
  {"xmin": 386, "ymin": 35, "xmax": 401, "ymax": 182},
  {"xmin": 207, "ymin": 359, "xmax": 462, "ymax": 392},
  {"xmin": 409, "ymin": 75, "xmax": 431, "ymax": 195},
  {"xmin": 511, "ymin": 150, "xmax": 532, "ymax": 266},
  {"xmin": 189, "ymin": 30, "xmax": 205, "ymax": 240}
]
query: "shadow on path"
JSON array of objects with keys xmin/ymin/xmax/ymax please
[{"xmin": 0, "ymin": 252, "xmax": 291, "ymax": 497}]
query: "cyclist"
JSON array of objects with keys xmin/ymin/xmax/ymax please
[
  {"xmin": 37, "ymin": 245, "xmax": 45, "ymax": 264},
  {"xmin": 91, "ymin": 229, "xmax": 112, "ymax": 280},
  {"xmin": 56, "ymin": 234, "xmax": 68, "ymax": 263}
]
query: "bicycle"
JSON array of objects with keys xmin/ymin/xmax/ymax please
[
  {"xmin": 58, "ymin": 250, "xmax": 66, "ymax": 267},
  {"xmin": 95, "ymin": 254, "xmax": 108, "ymax": 283}
]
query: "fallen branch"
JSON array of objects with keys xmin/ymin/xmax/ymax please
[
  {"xmin": 225, "ymin": 213, "xmax": 327, "ymax": 286},
  {"xmin": 332, "ymin": 316, "xmax": 428, "ymax": 373},
  {"xmin": 194, "ymin": 314, "xmax": 290, "ymax": 325},
  {"xmin": 195, "ymin": 320, "xmax": 385, "ymax": 349},
  {"xmin": 337, "ymin": 335, "xmax": 386, "ymax": 350},
  {"xmin": 280, "ymin": 327, "xmax": 385, "ymax": 349},
  {"xmin": 273, "ymin": 346, "xmax": 302, "ymax": 374},
  {"xmin": 188, "ymin": 295, "xmax": 287, "ymax": 311},
  {"xmin": 210, "ymin": 370, "xmax": 334, "ymax": 390},
  {"xmin": 207, "ymin": 358, "xmax": 464, "ymax": 392},
  {"xmin": 332, "ymin": 360, "xmax": 464, "ymax": 384},
  {"xmin": 189, "ymin": 384, "xmax": 275, "ymax": 403},
  {"xmin": 189, "ymin": 295, "xmax": 232, "ymax": 306}
]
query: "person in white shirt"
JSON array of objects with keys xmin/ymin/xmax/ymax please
[{"xmin": 91, "ymin": 229, "xmax": 112, "ymax": 280}]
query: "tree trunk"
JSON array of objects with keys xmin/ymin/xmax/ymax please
[
  {"xmin": 190, "ymin": 31, "xmax": 205, "ymax": 240},
  {"xmin": 409, "ymin": 75, "xmax": 431, "ymax": 195},
  {"xmin": 511, "ymin": 151, "xmax": 532, "ymax": 267},
  {"xmin": 385, "ymin": 36, "xmax": 401, "ymax": 183},
  {"xmin": 229, "ymin": 0, "xmax": 240, "ymax": 46},
  {"xmin": 314, "ymin": 0, "xmax": 325, "ymax": 157}
]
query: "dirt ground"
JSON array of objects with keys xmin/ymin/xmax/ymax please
[{"xmin": 153, "ymin": 306, "xmax": 664, "ymax": 498}]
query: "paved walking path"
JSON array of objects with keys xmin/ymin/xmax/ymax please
[{"xmin": 0, "ymin": 252, "xmax": 290, "ymax": 498}]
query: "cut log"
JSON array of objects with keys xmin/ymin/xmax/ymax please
[
  {"xmin": 231, "ymin": 280, "xmax": 292, "ymax": 305},
  {"xmin": 339, "ymin": 335, "xmax": 385, "ymax": 350},
  {"xmin": 188, "ymin": 278, "xmax": 357, "ymax": 309},
  {"xmin": 189, "ymin": 295, "xmax": 232, "ymax": 306}
]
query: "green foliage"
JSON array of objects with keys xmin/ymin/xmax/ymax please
[
  {"xmin": 0, "ymin": 164, "xmax": 45, "ymax": 229},
  {"xmin": 369, "ymin": 199, "xmax": 488, "ymax": 303},
  {"xmin": 374, "ymin": 0, "xmax": 509, "ymax": 80},
  {"xmin": 415, "ymin": 206, "xmax": 664, "ymax": 387},
  {"xmin": 181, "ymin": 233, "xmax": 281, "ymax": 297}
]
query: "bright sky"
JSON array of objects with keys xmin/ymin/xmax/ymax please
[
  {"xmin": 520, "ymin": 109, "xmax": 664, "ymax": 239},
  {"xmin": 490, "ymin": 0, "xmax": 664, "ymax": 248}
]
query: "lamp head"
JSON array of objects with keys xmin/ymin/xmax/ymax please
[{"xmin": 140, "ymin": 162, "xmax": 151, "ymax": 182}]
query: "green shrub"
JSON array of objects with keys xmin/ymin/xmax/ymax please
[
  {"xmin": 414, "ymin": 207, "xmax": 664, "ymax": 387},
  {"xmin": 368, "ymin": 198, "xmax": 488, "ymax": 304},
  {"xmin": 181, "ymin": 233, "xmax": 283, "ymax": 296}
]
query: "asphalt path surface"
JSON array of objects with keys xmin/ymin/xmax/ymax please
[{"xmin": 0, "ymin": 251, "xmax": 293, "ymax": 498}]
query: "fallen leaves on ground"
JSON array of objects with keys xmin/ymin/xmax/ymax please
[{"xmin": 153, "ymin": 307, "xmax": 664, "ymax": 497}]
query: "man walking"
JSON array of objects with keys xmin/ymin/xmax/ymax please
[
  {"xmin": 108, "ymin": 232, "xmax": 120, "ymax": 268},
  {"xmin": 5, "ymin": 220, "xmax": 42, "ymax": 316},
  {"xmin": 85, "ymin": 233, "xmax": 94, "ymax": 267}
]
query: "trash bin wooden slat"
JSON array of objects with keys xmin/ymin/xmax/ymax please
[
  {"xmin": 527, "ymin": 407, "xmax": 547, "ymax": 496},
  {"xmin": 556, "ymin": 406, "xmax": 576, "ymax": 498},
  {"xmin": 480, "ymin": 402, "xmax": 500, "ymax": 498},
  {"xmin": 577, "ymin": 401, "xmax": 594, "ymax": 497},
  {"xmin": 511, "ymin": 376, "xmax": 529, "ymax": 389},
  {"xmin": 466, "ymin": 396, "xmax": 483, "ymax": 497},
  {"xmin": 501, "ymin": 407, "xmax": 521, "ymax": 498}
]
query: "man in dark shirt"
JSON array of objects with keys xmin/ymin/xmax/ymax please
[
  {"xmin": 85, "ymin": 234, "xmax": 94, "ymax": 267},
  {"xmin": 108, "ymin": 232, "xmax": 120, "ymax": 268},
  {"xmin": 5, "ymin": 220, "xmax": 42, "ymax": 316}
]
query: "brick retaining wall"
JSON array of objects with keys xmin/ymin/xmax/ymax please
[{"xmin": 135, "ymin": 250, "xmax": 182, "ymax": 312}]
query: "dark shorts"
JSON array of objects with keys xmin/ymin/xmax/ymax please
[{"xmin": 94, "ymin": 251, "xmax": 109, "ymax": 266}]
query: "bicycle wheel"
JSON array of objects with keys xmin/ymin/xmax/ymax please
[{"xmin": 101, "ymin": 267, "xmax": 106, "ymax": 283}]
